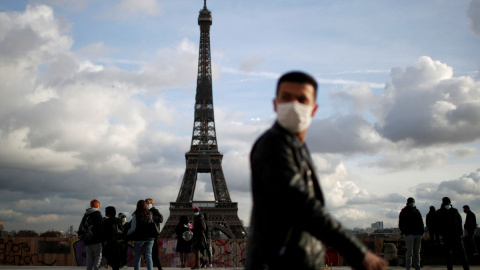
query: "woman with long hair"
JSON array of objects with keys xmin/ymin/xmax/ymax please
[
  {"xmin": 127, "ymin": 200, "xmax": 157, "ymax": 270},
  {"xmin": 175, "ymin": 215, "xmax": 192, "ymax": 268}
]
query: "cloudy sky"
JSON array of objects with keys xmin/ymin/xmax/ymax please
[{"xmin": 0, "ymin": 0, "xmax": 479, "ymax": 233}]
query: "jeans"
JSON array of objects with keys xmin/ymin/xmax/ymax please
[
  {"xmin": 404, "ymin": 234, "xmax": 422, "ymax": 270},
  {"xmin": 134, "ymin": 240, "xmax": 154, "ymax": 270},
  {"xmin": 86, "ymin": 243, "xmax": 102, "ymax": 270},
  {"xmin": 444, "ymin": 236, "xmax": 469, "ymax": 270}
]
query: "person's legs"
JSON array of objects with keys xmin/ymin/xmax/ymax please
[
  {"xmin": 151, "ymin": 238, "xmax": 162, "ymax": 270},
  {"xmin": 192, "ymin": 247, "xmax": 200, "ymax": 269},
  {"xmin": 445, "ymin": 238, "xmax": 454, "ymax": 270},
  {"xmin": 413, "ymin": 235, "xmax": 422, "ymax": 270},
  {"xmin": 467, "ymin": 229, "xmax": 479, "ymax": 255},
  {"xmin": 133, "ymin": 241, "xmax": 144, "ymax": 270},
  {"xmin": 404, "ymin": 234, "xmax": 414, "ymax": 270},
  {"xmin": 92, "ymin": 243, "xmax": 103, "ymax": 270},
  {"xmin": 454, "ymin": 238, "xmax": 469, "ymax": 270},
  {"xmin": 206, "ymin": 239, "xmax": 212, "ymax": 265},
  {"xmin": 143, "ymin": 240, "xmax": 154, "ymax": 270},
  {"xmin": 86, "ymin": 244, "xmax": 93, "ymax": 270}
]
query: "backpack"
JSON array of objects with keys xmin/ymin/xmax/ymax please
[{"xmin": 78, "ymin": 214, "xmax": 95, "ymax": 241}]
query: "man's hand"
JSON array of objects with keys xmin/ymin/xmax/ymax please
[{"xmin": 362, "ymin": 251, "xmax": 387, "ymax": 270}]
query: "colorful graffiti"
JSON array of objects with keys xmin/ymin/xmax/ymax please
[
  {"xmin": 72, "ymin": 239, "xmax": 135, "ymax": 267},
  {"xmin": 157, "ymin": 238, "xmax": 247, "ymax": 268},
  {"xmin": 0, "ymin": 237, "xmax": 359, "ymax": 267}
]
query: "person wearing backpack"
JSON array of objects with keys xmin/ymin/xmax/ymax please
[
  {"xmin": 127, "ymin": 200, "xmax": 157, "ymax": 270},
  {"xmin": 79, "ymin": 199, "xmax": 104, "ymax": 270},
  {"xmin": 103, "ymin": 206, "xmax": 124, "ymax": 270}
]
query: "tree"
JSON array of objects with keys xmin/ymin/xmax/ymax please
[
  {"xmin": 15, "ymin": 230, "xmax": 38, "ymax": 237},
  {"xmin": 39, "ymin": 230, "xmax": 63, "ymax": 237}
]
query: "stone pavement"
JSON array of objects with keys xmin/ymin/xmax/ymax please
[{"xmin": 1, "ymin": 266, "xmax": 480, "ymax": 270}]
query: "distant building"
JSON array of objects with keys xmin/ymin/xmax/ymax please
[{"xmin": 371, "ymin": 221, "xmax": 384, "ymax": 231}]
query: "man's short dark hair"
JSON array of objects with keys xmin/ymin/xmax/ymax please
[
  {"xmin": 463, "ymin": 205, "xmax": 470, "ymax": 210},
  {"xmin": 276, "ymin": 71, "xmax": 318, "ymax": 98},
  {"xmin": 106, "ymin": 206, "xmax": 116, "ymax": 218}
]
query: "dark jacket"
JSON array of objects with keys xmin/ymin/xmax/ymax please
[
  {"xmin": 426, "ymin": 210, "xmax": 437, "ymax": 233},
  {"xmin": 150, "ymin": 207, "xmax": 164, "ymax": 224},
  {"xmin": 205, "ymin": 219, "xmax": 213, "ymax": 241},
  {"xmin": 464, "ymin": 211, "xmax": 477, "ymax": 233},
  {"xmin": 127, "ymin": 213, "xmax": 156, "ymax": 241},
  {"xmin": 399, "ymin": 205, "xmax": 424, "ymax": 235},
  {"xmin": 436, "ymin": 206, "xmax": 463, "ymax": 239},
  {"xmin": 83, "ymin": 208, "xmax": 104, "ymax": 246},
  {"xmin": 103, "ymin": 217, "xmax": 124, "ymax": 268},
  {"xmin": 246, "ymin": 122, "xmax": 367, "ymax": 270},
  {"xmin": 192, "ymin": 213, "xmax": 206, "ymax": 251}
]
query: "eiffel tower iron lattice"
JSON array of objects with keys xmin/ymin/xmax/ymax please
[{"xmin": 159, "ymin": 1, "xmax": 247, "ymax": 239}]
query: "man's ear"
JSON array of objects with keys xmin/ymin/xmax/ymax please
[{"xmin": 273, "ymin": 99, "xmax": 278, "ymax": 112}]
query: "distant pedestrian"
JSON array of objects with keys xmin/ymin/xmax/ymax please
[
  {"xmin": 463, "ymin": 205, "xmax": 479, "ymax": 256},
  {"xmin": 426, "ymin": 206, "xmax": 439, "ymax": 242},
  {"xmin": 127, "ymin": 200, "xmax": 158, "ymax": 270},
  {"xmin": 202, "ymin": 213, "xmax": 213, "ymax": 268},
  {"xmin": 80, "ymin": 199, "xmax": 104, "ymax": 270},
  {"xmin": 118, "ymin": 213, "xmax": 127, "ymax": 225},
  {"xmin": 399, "ymin": 197, "xmax": 424, "ymax": 270},
  {"xmin": 117, "ymin": 213, "xmax": 128, "ymax": 268},
  {"xmin": 103, "ymin": 206, "xmax": 124, "ymax": 270},
  {"xmin": 145, "ymin": 198, "xmax": 164, "ymax": 270},
  {"xmin": 175, "ymin": 215, "xmax": 192, "ymax": 268},
  {"xmin": 436, "ymin": 197, "xmax": 469, "ymax": 270},
  {"xmin": 191, "ymin": 207, "xmax": 207, "ymax": 269}
]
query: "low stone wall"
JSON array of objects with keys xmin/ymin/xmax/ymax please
[
  {"xmin": 9, "ymin": 237, "xmax": 476, "ymax": 267},
  {"xmin": 0, "ymin": 237, "xmax": 248, "ymax": 268}
]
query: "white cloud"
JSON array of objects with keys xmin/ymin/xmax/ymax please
[{"xmin": 377, "ymin": 56, "xmax": 480, "ymax": 146}]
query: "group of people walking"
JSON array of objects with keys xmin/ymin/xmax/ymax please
[
  {"xmin": 399, "ymin": 196, "xmax": 478, "ymax": 270},
  {"xmin": 174, "ymin": 207, "xmax": 214, "ymax": 269},
  {"xmin": 79, "ymin": 198, "xmax": 164, "ymax": 270},
  {"xmin": 79, "ymin": 199, "xmax": 214, "ymax": 270}
]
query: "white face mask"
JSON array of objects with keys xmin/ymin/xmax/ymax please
[
  {"xmin": 276, "ymin": 101, "xmax": 314, "ymax": 134},
  {"xmin": 445, "ymin": 205, "xmax": 451, "ymax": 210}
]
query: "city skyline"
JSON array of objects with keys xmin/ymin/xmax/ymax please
[{"xmin": 0, "ymin": 0, "xmax": 479, "ymax": 232}]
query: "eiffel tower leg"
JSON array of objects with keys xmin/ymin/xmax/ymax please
[
  {"xmin": 210, "ymin": 157, "xmax": 231, "ymax": 203},
  {"xmin": 176, "ymin": 160, "xmax": 198, "ymax": 202}
]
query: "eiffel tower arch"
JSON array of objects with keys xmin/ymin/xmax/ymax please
[{"xmin": 159, "ymin": 1, "xmax": 247, "ymax": 239}]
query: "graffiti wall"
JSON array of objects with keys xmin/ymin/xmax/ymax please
[
  {"xmin": 0, "ymin": 237, "xmax": 70, "ymax": 266},
  {"xmin": 0, "ymin": 237, "xmax": 383, "ymax": 267},
  {"xmin": 0, "ymin": 237, "xmax": 248, "ymax": 267}
]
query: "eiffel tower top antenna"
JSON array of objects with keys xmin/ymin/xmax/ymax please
[{"xmin": 204, "ymin": 0, "xmax": 207, "ymax": 9}]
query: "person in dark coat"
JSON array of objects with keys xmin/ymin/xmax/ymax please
[
  {"xmin": 117, "ymin": 213, "xmax": 128, "ymax": 268},
  {"xmin": 426, "ymin": 206, "xmax": 439, "ymax": 242},
  {"xmin": 127, "ymin": 200, "xmax": 158, "ymax": 270},
  {"xmin": 463, "ymin": 205, "xmax": 479, "ymax": 256},
  {"xmin": 247, "ymin": 71, "xmax": 386, "ymax": 270},
  {"xmin": 437, "ymin": 197, "xmax": 469, "ymax": 270},
  {"xmin": 175, "ymin": 215, "xmax": 192, "ymax": 268},
  {"xmin": 146, "ymin": 198, "xmax": 164, "ymax": 270},
  {"xmin": 191, "ymin": 207, "xmax": 206, "ymax": 269},
  {"xmin": 83, "ymin": 199, "xmax": 104, "ymax": 270},
  {"xmin": 399, "ymin": 197, "xmax": 424, "ymax": 270},
  {"xmin": 103, "ymin": 206, "xmax": 124, "ymax": 270}
]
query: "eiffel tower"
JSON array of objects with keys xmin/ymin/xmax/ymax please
[{"xmin": 159, "ymin": 0, "xmax": 247, "ymax": 239}]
